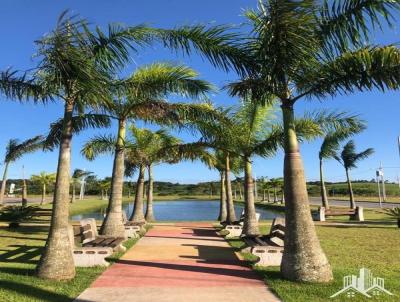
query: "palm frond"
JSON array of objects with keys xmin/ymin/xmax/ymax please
[
  {"xmin": 123, "ymin": 62, "xmax": 215, "ymax": 100},
  {"xmin": 0, "ymin": 69, "xmax": 50, "ymax": 102},
  {"xmin": 153, "ymin": 25, "xmax": 253, "ymax": 76},
  {"xmin": 81, "ymin": 135, "xmax": 116, "ymax": 161},
  {"xmin": 4, "ymin": 135, "xmax": 44, "ymax": 163},
  {"xmin": 317, "ymin": 0, "xmax": 400, "ymax": 54},
  {"xmin": 298, "ymin": 45, "xmax": 400, "ymax": 98},
  {"xmin": 44, "ymin": 113, "xmax": 111, "ymax": 150}
]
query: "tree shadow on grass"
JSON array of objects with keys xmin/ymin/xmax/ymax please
[
  {"xmin": 0, "ymin": 245, "xmax": 42, "ymax": 264},
  {"xmin": 1, "ymin": 280, "xmax": 73, "ymax": 302}
]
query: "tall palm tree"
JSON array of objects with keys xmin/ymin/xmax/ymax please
[
  {"xmin": 210, "ymin": 151, "xmax": 242, "ymax": 222},
  {"xmin": 334, "ymin": 140, "xmax": 374, "ymax": 209},
  {"xmin": 81, "ymin": 62, "xmax": 213, "ymax": 235},
  {"xmin": 221, "ymin": 1, "xmax": 400, "ymax": 282},
  {"xmin": 83, "ymin": 126, "xmax": 182, "ymax": 224},
  {"xmin": 0, "ymin": 136, "xmax": 43, "ymax": 204},
  {"xmin": 31, "ymin": 172, "xmax": 57, "ymax": 205},
  {"xmin": 319, "ymin": 121, "xmax": 365, "ymax": 209}
]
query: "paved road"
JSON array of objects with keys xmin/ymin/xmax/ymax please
[
  {"xmin": 75, "ymin": 223, "xmax": 280, "ymax": 302},
  {"xmin": 308, "ymin": 197, "xmax": 397, "ymax": 209}
]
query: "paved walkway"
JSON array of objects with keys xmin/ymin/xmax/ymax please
[{"xmin": 75, "ymin": 223, "xmax": 280, "ymax": 302}]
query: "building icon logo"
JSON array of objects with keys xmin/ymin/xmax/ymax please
[{"xmin": 331, "ymin": 268, "xmax": 394, "ymax": 298}]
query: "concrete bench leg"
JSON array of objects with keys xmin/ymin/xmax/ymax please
[
  {"xmin": 72, "ymin": 248, "xmax": 113, "ymax": 267},
  {"xmin": 252, "ymin": 246, "xmax": 283, "ymax": 267},
  {"xmin": 315, "ymin": 207, "xmax": 326, "ymax": 221},
  {"xmin": 355, "ymin": 206, "xmax": 364, "ymax": 221},
  {"xmin": 224, "ymin": 225, "xmax": 243, "ymax": 238},
  {"xmin": 124, "ymin": 226, "xmax": 140, "ymax": 239}
]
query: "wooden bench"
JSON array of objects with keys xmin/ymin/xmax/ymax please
[
  {"xmin": 241, "ymin": 217, "xmax": 285, "ymax": 267},
  {"xmin": 79, "ymin": 218, "xmax": 126, "ymax": 253},
  {"xmin": 224, "ymin": 212, "xmax": 261, "ymax": 238},
  {"xmin": 68, "ymin": 225, "xmax": 113, "ymax": 267},
  {"xmin": 316, "ymin": 206, "xmax": 364, "ymax": 221}
]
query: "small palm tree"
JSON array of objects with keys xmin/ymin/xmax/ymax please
[
  {"xmin": 384, "ymin": 207, "xmax": 400, "ymax": 228},
  {"xmin": 335, "ymin": 141, "xmax": 374, "ymax": 209},
  {"xmin": 0, "ymin": 136, "xmax": 43, "ymax": 204},
  {"xmin": 319, "ymin": 121, "xmax": 365, "ymax": 209},
  {"xmin": 31, "ymin": 172, "xmax": 57, "ymax": 205},
  {"xmin": 99, "ymin": 180, "xmax": 111, "ymax": 200}
]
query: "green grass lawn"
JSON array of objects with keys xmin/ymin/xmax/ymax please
[
  {"xmin": 0, "ymin": 224, "xmax": 144, "ymax": 302},
  {"xmin": 225, "ymin": 218, "xmax": 399, "ymax": 302}
]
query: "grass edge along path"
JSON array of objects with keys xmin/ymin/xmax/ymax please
[{"xmin": 0, "ymin": 222, "xmax": 150, "ymax": 302}]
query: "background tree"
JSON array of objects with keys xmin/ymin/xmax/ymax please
[
  {"xmin": 334, "ymin": 140, "xmax": 374, "ymax": 209},
  {"xmin": 319, "ymin": 120, "xmax": 365, "ymax": 209},
  {"xmin": 0, "ymin": 136, "xmax": 43, "ymax": 204},
  {"xmin": 31, "ymin": 172, "xmax": 57, "ymax": 205}
]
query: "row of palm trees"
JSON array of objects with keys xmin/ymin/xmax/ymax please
[{"xmin": 0, "ymin": 1, "xmax": 399, "ymax": 284}]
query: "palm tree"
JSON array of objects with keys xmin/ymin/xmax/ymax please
[
  {"xmin": 0, "ymin": 136, "xmax": 43, "ymax": 204},
  {"xmin": 0, "ymin": 8, "xmax": 253, "ymax": 279},
  {"xmin": 221, "ymin": 1, "xmax": 400, "ymax": 282},
  {"xmin": 99, "ymin": 179, "xmax": 111, "ymax": 200},
  {"xmin": 125, "ymin": 127, "xmax": 183, "ymax": 223},
  {"xmin": 334, "ymin": 140, "xmax": 374, "ymax": 209},
  {"xmin": 269, "ymin": 178, "xmax": 283, "ymax": 204},
  {"xmin": 31, "ymin": 172, "xmax": 57, "ymax": 205},
  {"xmin": 70, "ymin": 169, "xmax": 92, "ymax": 203},
  {"xmin": 81, "ymin": 62, "xmax": 213, "ymax": 235},
  {"xmin": 319, "ymin": 121, "xmax": 365, "ymax": 209},
  {"xmin": 212, "ymin": 151, "xmax": 242, "ymax": 222}
]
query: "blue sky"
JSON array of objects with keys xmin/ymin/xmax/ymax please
[{"xmin": 0, "ymin": 0, "xmax": 400, "ymax": 184}]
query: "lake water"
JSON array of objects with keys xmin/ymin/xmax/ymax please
[{"xmin": 71, "ymin": 200, "xmax": 283, "ymax": 221}]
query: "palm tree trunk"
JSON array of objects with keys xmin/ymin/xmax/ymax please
[
  {"xmin": 0, "ymin": 162, "xmax": 9, "ymax": 204},
  {"xmin": 225, "ymin": 153, "xmax": 237, "ymax": 223},
  {"xmin": 263, "ymin": 190, "xmax": 266, "ymax": 201},
  {"xmin": 22, "ymin": 178, "xmax": 28, "ymax": 207},
  {"xmin": 274, "ymin": 188, "xmax": 277, "ymax": 203},
  {"xmin": 41, "ymin": 183, "xmax": 46, "ymax": 205},
  {"xmin": 37, "ymin": 100, "xmax": 75, "ymax": 280},
  {"xmin": 145, "ymin": 164, "xmax": 155, "ymax": 222},
  {"xmin": 346, "ymin": 168, "xmax": 356, "ymax": 209},
  {"xmin": 268, "ymin": 190, "xmax": 271, "ymax": 203},
  {"xmin": 218, "ymin": 170, "xmax": 227, "ymax": 222},
  {"xmin": 100, "ymin": 119, "xmax": 126, "ymax": 237},
  {"xmin": 280, "ymin": 102, "xmax": 332, "ymax": 283},
  {"xmin": 238, "ymin": 182, "xmax": 243, "ymax": 200},
  {"xmin": 319, "ymin": 158, "xmax": 329, "ymax": 209},
  {"xmin": 130, "ymin": 164, "xmax": 146, "ymax": 222},
  {"xmin": 242, "ymin": 158, "xmax": 260, "ymax": 237}
]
